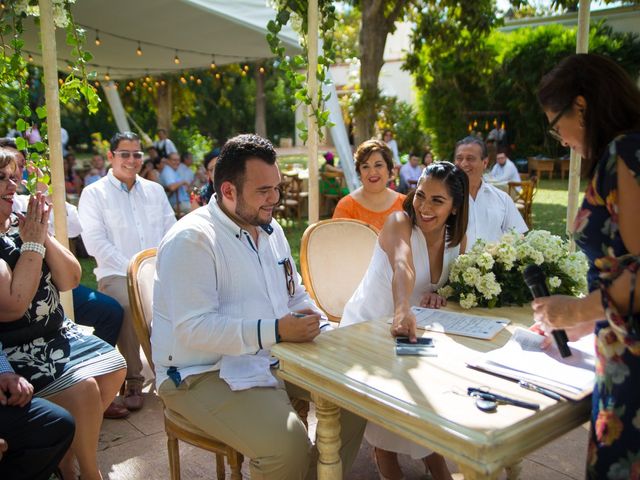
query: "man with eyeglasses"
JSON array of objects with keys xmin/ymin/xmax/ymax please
[
  {"xmin": 454, "ymin": 136, "xmax": 527, "ymax": 247},
  {"xmin": 79, "ymin": 131, "xmax": 176, "ymax": 413},
  {"xmin": 151, "ymin": 134, "xmax": 366, "ymax": 479}
]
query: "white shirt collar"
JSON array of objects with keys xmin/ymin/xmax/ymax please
[{"xmin": 107, "ymin": 168, "xmax": 139, "ymax": 193}]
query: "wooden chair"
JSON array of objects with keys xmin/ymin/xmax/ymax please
[
  {"xmin": 127, "ymin": 248, "xmax": 244, "ymax": 480},
  {"xmin": 319, "ymin": 170, "xmax": 346, "ymax": 216},
  {"xmin": 300, "ymin": 219, "xmax": 378, "ymax": 322},
  {"xmin": 559, "ymin": 158, "xmax": 571, "ymax": 180},
  {"xmin": 508, "ymin": 176, "xmax": 537, "ymax": 229},
  {"xmin": 281, "ymin": 172, "xmax": 307, "ymax": 220}
]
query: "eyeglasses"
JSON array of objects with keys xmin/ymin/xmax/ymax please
[
  {"xmin": 113, "ymin": 150, "xmax": 144, "ymax": 160},
  {"xmin": 547, "ymin": 103, "xmax": 573, "ymax": 143},
  {"xmin": 279, "ymin": 257, "xmax": 295, "ymax": 297}
]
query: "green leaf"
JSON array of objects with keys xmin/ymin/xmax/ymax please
[
  {"xmin": 15, "ymin": 137, "xmax": 27, "ymax": 150},
  {"xmin": 36, "ymin": 106, "xmax": 47, "ymax": 119},
  {"xmin": 16, "ymin": 118, "xmax": 27, "ymax": 132},
  {"xmin": 33, "ymin": 141, "xmax": 47, "ymax": 153}
]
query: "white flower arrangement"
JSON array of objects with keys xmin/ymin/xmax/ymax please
[{"xmin": 439, "ymin": 230, "xmax": 589, "ymax": 308}]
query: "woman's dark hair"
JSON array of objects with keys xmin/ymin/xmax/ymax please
[
  {"xmin": 203, "ymin": 148, "xmax": 220, "ymax": 171},
  {"xmin": 537, "ymin": 53, "xmax": 640, "ymax": 179},
  {"xmin": 402, "ymin": 161, "xmax": 469, "ymax": 247},
  {"xmin": 213, "ymin": 134, "xmax": 276, "ymax": 200},
  {"xmin": 354, "ymin": 139, "xmax": 393, "ymax": 175}
]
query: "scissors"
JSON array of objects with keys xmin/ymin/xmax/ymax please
[{"xmin": 467, "ymin": 387, "xmax": 540, "ymax": 412}]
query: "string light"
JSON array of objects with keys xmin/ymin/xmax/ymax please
[
  {"xmin": 95, "ymin": 30, "xmax": 101, "ymax": 46},
  {"xmin": 215, "ymin": 73, "xmax": 221, "ymax": 80},
  {"xmin": 28, "ymin": 53, "xmax": 33, "ymax": 62},
  {"xmin": 136, "ymin": 41, "xmax": 143, "ymax": 56},
  {"xmin": 160, "ymin": 80, "xmax": 166, "ymax": 86},
  {"xmin": 259, "ymin": 66, "xmax": 265, "ymax": 74},
  {"xmin": 128, "ymin": 81, "xmax": 134, "ymax": 87},
  {"xmin": 210, "ymin": 56, "xmax": 216, "ymax": 70},
  {"xmin": 126, "ymin": 85, "xmax": 131, "ymax": 92},
  {"xmin": 142, "ymin": 81, "xmax": 148, "ymax": 88},
  {"xmin": 174, "ymin": 50, "xmax": 180, "ymax": 65},
  {"xmin": 58, "ymin": 78, "xmax": 64, "ymax": 85},
  {"xmin": 94, "ymin": 81, "xmax": 100, "ymax": 87},
  {"xmin": 148, "ymin": 87, "xmax": 152, "ymax": 92},
  {"xmin": 180, "ymin": 76, "xmax": 187, "ymax": 84},
  {"xmin": 104, "ymin": 70, "xmax": 111, "ymax": 81},
  {"xmin": 145, "ymin": 75, "xmax": 151, "ymax": 82},
  {"xmin": 243, "ymin": 64, "xmax": 249, "ymax": 72},
  {"xmin": 241, "ymin": 70, "xmax": 247, "ymax": 77},
  {"xmin": 189, "ymin": 75, "xmax": 195, "ymax": 81},
  {"xmin": 196, "ymin": 78, "xmax": 202, "ymax": 85}
]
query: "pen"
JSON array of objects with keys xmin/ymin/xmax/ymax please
[
  {"xmin": 518, "ymin": 380, "xmax": 564, "ymax": 402},
  {"xmin": 291, "ymin": 312, "xmax": 306, "ymax": 318},
  {"xmin": 467, "ymin": 387, "xmax": 540, "ymax": 411}
]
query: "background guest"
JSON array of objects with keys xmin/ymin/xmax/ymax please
[{"xmin": 333, "ymin": 140, "xmax": 405, "ymax": 231}]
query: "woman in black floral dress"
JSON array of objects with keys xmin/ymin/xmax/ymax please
[
  {"xmin": 0, "ymin": 149, "xmax": 126, "ymax": 480},
  {"xmin": 535, "ymin": 54, "xmax": 640, "ymax": 479}
]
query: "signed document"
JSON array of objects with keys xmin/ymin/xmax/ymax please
[
  {"xmin": 402, "ymin": 307, "xmax": 510, "ymax": 340},
  {"xmin": 467, "ymin": 328, "xmax": 595, "ymax": 400}
]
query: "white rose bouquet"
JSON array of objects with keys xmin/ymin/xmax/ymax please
[{"xmin": 438, "ymin": 230, "xmax": 589, "ymax": 309}]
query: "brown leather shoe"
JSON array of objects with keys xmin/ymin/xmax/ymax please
[
  {"xmin": 103, "ymin": 401, "xmax": 130, "ymax": 419},
  {"xmin": 123, "ymin": 382, "xmax": 144, "ymax": 411}
]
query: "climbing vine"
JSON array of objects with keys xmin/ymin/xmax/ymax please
[
  {"xmin": 0, "ymin": 0, "xmax": 99, "ymax": 192},
  {"xmin": 266, "ymin": 0, "xmax": 337, "ymax": 142}
]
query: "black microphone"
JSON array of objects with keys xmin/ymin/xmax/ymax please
[{"xmin": 523, "ymin": 264, "xmax": 572, "ymax": 358}]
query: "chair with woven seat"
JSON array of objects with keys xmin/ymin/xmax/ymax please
[
  {"xmin": 300, "ymin": 219, "xmax": 378, "ymax": 322},
  {"xmin": 508, "ymin": 176, "xmax": 538, "ymax": 229},
  {"xmin": 127, "ymin": 248, "xmax": 244, "ymax": 480}
]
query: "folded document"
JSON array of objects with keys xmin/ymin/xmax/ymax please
[
  {"xmin": 219, "ymin": 354, "xmax": 278, "ymax": 391},
  {"xmin": 467, "ymin": 328, "xmax": 595, "ymax": 400}
]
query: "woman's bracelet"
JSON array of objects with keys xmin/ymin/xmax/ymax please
[{"xmin": 20, "ymin": 241, "xmax": 46, "ymax": 258}]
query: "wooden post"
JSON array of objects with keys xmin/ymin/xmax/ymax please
[
  {"xmin": 566, "ymin": 0, "xmax": 591, "ymax": 248},
  {"xmin": 38, "ymin": 0, "xmax": 73, "ymax": 319},
  {"xmin": 307, "ymin": 0, "xmax": 319, "ymax": 224}
]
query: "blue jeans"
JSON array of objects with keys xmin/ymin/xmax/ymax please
[
  {"xmin": 73, "ymin": 284, "xmax": 124, "ymax": 347},
  {"xmin": 0, "ymin": 398, "xmax": 75, "ymax": 480}
]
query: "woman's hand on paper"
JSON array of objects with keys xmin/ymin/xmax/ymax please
[
  {"xmin": 420, "ymin": 292, "xmax": 446, "ymax": 309},
  {"xmin": 390, "ymin": 305, "xmax": 417, "ymax": 342},
  {"xmin": 532, "ymin": 320, "xmax": 595, "ymax": 349}
]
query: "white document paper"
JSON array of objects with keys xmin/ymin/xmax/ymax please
[
  {"xmin": 469, "ymin": 328, "xmax": 595, "ymax": 399},
  {"xmin": 407, "ymin": 307, "xmax": 510, "ymax": 339}
]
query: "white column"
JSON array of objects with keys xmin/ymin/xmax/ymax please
[
  {"xmin": 307, "ymin": 0, "xmax": 319, "ymax": 224},
  {"xmin": 38, "ymin": 0, "xmax": 72, "ymax": 318},
  {"xmin": 566, "ymin": 0, "xmax": 591, "ymax": 248}
]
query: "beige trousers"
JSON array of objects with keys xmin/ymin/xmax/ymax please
[
  {"xmin": 158, "ymin": 371, "xmax": 366, "ymax": 480},
  {"xmin": 98, "ymin": 275, "xmax": 143, "ymax": 383}
]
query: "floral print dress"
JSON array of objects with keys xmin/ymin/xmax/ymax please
[
  {"xmin": 573, "ymin": 132, "xmax": 640, "ymax": 479},
  {"xmin": 0, "ymin": 234, "xmax": 125, "ymax": 397}
]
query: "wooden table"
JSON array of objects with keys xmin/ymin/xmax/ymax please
[
  {"xmin": 272, "ymin": 305, "xmax": 591, "ymax": 480},
  {"xmin": 527, "ymin": 158, "xmax": 555, "ymax": 179}
]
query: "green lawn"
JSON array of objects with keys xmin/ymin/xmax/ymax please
[
  {"xmin": 78, "ymin": 177, "xmax": 583, "ymax": 290},
  {"xmin": 531, "ymin": 178, "xmax": 585, "ymax": 239}
]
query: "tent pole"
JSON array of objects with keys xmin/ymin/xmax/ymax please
[
  {"xmin": 566, "ymin": 0, "xmax": 591, "ymax": 249},
  {"xmin": 38, "ymin": 0, "xmax": 73, "ymax": 318},
  {"xmin": 307, "ymin": 0, "xmax": 319, "ymax": 224}
]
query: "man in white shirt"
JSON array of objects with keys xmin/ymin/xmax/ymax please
[
  {"xmin": 398, "ymin": 151, "xmax": 423, "ymax": 193},
  {"xmin": 152, "ymin": 134, "xmax": 365, "ymax": 479},
  {"xmin": 454, "ymin": 136, "xmax": 527, "ymax": 247},
  {"xmin": 160, "ymin": 152, "xmax": 191, "ymax": 216},
  {"xmin": 79, "ymin": 132, "xmax": 176, "ymax": 412},
  {"xmin": 153, "ymin": 128, "xmax": 177, "ymax": 160},
  {"xmin": 488, "ymin": 147, "xmax": 521, "ymax": 186},
  {"xmin": 383, "ymin": 129, "xmax": 401, "ymax": 167}
]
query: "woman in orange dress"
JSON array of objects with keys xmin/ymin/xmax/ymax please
[{"xmin": 332, "ymin": 139, "xmax": 405, "ymax": 231}]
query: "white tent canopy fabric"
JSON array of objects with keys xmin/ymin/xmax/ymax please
[{"xmin": 21, "ymin": 0, "xmax": 301, "ymax": 80}]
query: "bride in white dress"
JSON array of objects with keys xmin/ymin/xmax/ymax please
[{"xmin": 341, "ymin": 161, "xmax": 469, "ymax": 480}]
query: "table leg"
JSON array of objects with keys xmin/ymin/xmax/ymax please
[
  {"xmin": 312, "ymin": 393, "xmax": 342, "ymax": 480},
  {"xmin": 505, "ymin": 460, "xmax": 523, "ymax": 479},
  {"xmin": 458, "ymin": 465, "xmax": 499, "ymax": 480}
]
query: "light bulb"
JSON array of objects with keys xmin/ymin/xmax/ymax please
[
  {"xmin": 136, "ymin": 42, "xmax": 143, "ymax": 56},
  {"xmin": 95, "ymin": 31, "xmax": 101, "ymax": 46},
  {"xmin": 174, "ymin": 51, "xmax": 180, "ymax": 65}
]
